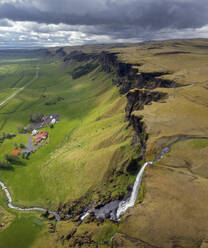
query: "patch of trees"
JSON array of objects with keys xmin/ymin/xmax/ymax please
[
  {"xmin": 0, "ymin": 161, "xmax": 13, "ymax": 171},
  {"xmin": 0, "ymin": 154, "xmax": 25, "ymax": 171},
  {"xmin": 4, "ymin": 154, "xmax": 24, "ymax": 165},
  {"xmin": 45, "ymin": 96, "xmax": 64, "ymax": 105},
  {"xmin": 14, "ymin": 143, "xmax": 25, "ymax": 150},
  {"xmin": 30, "ymin": 113, "xmax": 44, "ymax": 123},
  {"xmin": 71, "ymin": 63, "xmax": 98, "ymax": 79},
  {"xmin": 0, "ymin": 133, "xmax": 16, "ymax": 144}
]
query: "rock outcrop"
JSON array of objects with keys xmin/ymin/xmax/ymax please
[
  {"xmin": 99, "ymin": 51, "xmax": 180, "ymax": 94},
  {"xmin": 125, "ymin": 88, "xmax": 168, "ymax": 120},
  {"xmin": 64, "ymin": 50, "xmax": 99, "ymax": 62}
]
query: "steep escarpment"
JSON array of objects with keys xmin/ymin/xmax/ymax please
[
  {"xmin": 99, "ymin": 51, "xmax": 180, "ymax": 94},
  {"xmin": 46, "ymin": 49, "xmax": 180, "ymax": 247},
  {"xmin": 125, "ymin": 88, "xmax": 168, "ymax": 120},
  {"xmin": 42, "ymin": 40, "xmax": 208, "ymax": 248},
  {"xmin": 64, "ymin": 50, "xmax": 99, "ymax": 62}
]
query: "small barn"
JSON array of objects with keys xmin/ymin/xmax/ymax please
[
  {"xmin": 11, "ymin": 150, "xmax": 22, "ymax": 156},
  {"xmin": 34, "ymin": 131, "xmax": 48, "ymax": 145}
]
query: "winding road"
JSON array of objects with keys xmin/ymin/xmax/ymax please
[{"xmin": 0, "ymin": 64, "xmax": 40, "ymax": 108}]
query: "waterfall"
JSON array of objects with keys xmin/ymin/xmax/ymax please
[{"xmin": 116, "ymin": 162, "xmax": 150, "ymax": 219}]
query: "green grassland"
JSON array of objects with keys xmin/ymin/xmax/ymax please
[
  {"xmin": 0, "ymin": 52, "xmax": 137, "ymax": 247},
  {"xmin": 1, "ymin": 40, "xmax": 208, "ymax": 247},
  {"xmin": 0, "ymin": 59, "xmax": 134, "ymax": 207}
]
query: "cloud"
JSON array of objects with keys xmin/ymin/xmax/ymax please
[
  {"xmin": 0, "ymin": 0, "xmax": 207, "ymax": 47},
  {"xmin": 0, "ymin": 18, "xmax": 12, "ymax": 27}
]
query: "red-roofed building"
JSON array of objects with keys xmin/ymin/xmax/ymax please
[
  {"xmin": 11, "ymin": 150, "xmax": 22, "ymax": 156},
  {"xmin": 34, "ymin": 131, "xmax": 48, "ymax": 145}
]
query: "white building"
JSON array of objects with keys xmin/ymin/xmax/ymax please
[
  {"xmin": 51, "ymin": 118, "xmax": 56, "ymax": 125},
  {"xmin": 32, "ymin": 129, "xmax": 38, "ymax": 136}
]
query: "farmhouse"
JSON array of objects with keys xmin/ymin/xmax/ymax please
[
  {"xmin": 34, "ymin": 131, "xmax": 48, "ymax": 145},
  {"xmin": 11, "ymin": 150, "xmax": 22, "ymax": 156}
]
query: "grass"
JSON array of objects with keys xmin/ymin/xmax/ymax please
[
  {"xmin": 0, "ymin": 54, "xmax": 137, "ymax": 247},
  {"xmin": 0, "ymin": 135, "xmax": 28, "ymax": 160},
  {"xmin": 0, "ymin": 215, "xmax": 44, "ymax": 248},
  {"xmin": 191, "ymin": 139, "xmax": 208, "ymax": 149},
  {"xmin": 0, "ymin": 59, "xmax": 135, "ymax": 208},
  {"xmin": 0, "ymin": 190, "xmax": 48, "ymax": 248},
  {"xmin": 2, "ymin": 40, "xmax": 207, "ymax": 247}
]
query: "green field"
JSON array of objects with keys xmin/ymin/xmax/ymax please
[{"xmin": 0, "ymin": 51, "xmax": 136, "ymax": 247}]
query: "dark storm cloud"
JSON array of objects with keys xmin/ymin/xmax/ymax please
[
  {"xmin": 0, "ymin": 0, "xmax": 207, "ymax": 47},
  {"xmin": 0, "ymin": 0, "xmax": 208, "ymax": 30}
]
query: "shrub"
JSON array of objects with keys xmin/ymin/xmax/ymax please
[
  {"xmin": 45, "ymin": 96, "xmax": 64, "ymax": 106},
  {"xmin": 20, "ymin": 143, "xmax": 25, "ymax": 149},
  {"xmin": 4, "ymin": 154, "xmax": 23, "ymax": 165},
  {"xmin": 30, "ymin": 113, "xmax": 43, "ymax": 123},
  {"xmin": 0, "ymin": 133, "xmax": 16, "ymax": 144},
  {"xmin": 0, "ymin": 161, "xmax": 13, "ymax": 170}
]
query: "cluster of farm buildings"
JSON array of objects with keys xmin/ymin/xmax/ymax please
[{"xmin": 11, "ymin": 114, "xmax": 59, "ymax": 156}]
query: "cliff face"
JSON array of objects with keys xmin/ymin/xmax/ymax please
[
  {"xmin": 64, "ymin": 50, "xmax": 99, "ymax": 62},
  {"xmin": 99, "ymin": 51, "xmax": 180, "ymax": 94},
  {"xmin": 55, "ymin": 49, "xmax": 175, "ymax": 216},
  {"xmin": 48, "ymin": 40, "xmax": 208, "ymax": 248},
  {"xmin": 125, "ymin": 88, "xmax": 168, "ymax": 120},
  {"xmin": 52, "ymin": 48, "xmax": 184, "ymax": 247}
]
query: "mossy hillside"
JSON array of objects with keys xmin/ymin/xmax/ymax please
[
  {"xmin": 0, "ymin": 57, "xmax": 138, "ymax": 211},
  {"xmin": 112, "ymin": 40, "xmax": 208, "ymax": 85},
  {"xmin": 55, "ymin": 219, "xmax": 118, "ymax": 248},
  {"xmin": 0, "ymin": 60, "xmax": 37, "ymax": 91},
  {"xmin": 0, "ymin": 55, "xmax": 143, "ymax": 248}
]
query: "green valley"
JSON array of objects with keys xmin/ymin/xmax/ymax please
[{"xmin": 0, "ymin": 39, "xmax": 208, "ymax": 248}]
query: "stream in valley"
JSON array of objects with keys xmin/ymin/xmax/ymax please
[
  {"xmin": 0, "ymin": 180, "xmax": 60, "ymax": 221},
  {"xmin": 0, "ymin": 136, "xmax": 208, "ymax": 223},
  {"xmin": 81, "ymin": 136, "xmax": 208, "ymax": 221}
]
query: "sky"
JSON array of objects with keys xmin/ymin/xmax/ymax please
[{"xmin": 0, "ymin": 0, "xmax": 207, "ymax": 48}]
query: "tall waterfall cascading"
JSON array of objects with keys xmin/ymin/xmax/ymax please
[
  {"xmin": 116, "ymin": 162, "xmax": 149, "ymax": 219},
  {"xmin": 116, "ymin": 145, "xmax": 170, "ymax": 219}
]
